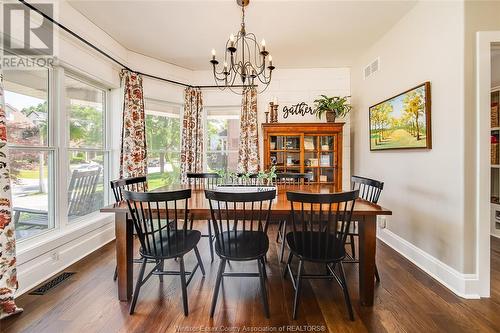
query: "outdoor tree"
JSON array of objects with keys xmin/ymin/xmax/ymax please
[{"xmin": 145, "ymin": 114, "xmax": 180, "ymax": 176}]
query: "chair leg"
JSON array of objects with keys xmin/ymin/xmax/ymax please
[
  {"xmin": 210, "ymin": 259, "xmax": 226, "ymax": 318},
  {"xmin": 258, "ymin": 258, "xmax": 270, "ymax": 318},
  {"xmin": 375, "ymin": 264, "xmax": 380, "ymax": 283},
  {"xmin": 279, "ymin": 220, "xmax": 287, "ymax": 263},
  {"xmin": 349, "ymin": 235, "xmax": 356, "ymax": 259},
  {"xmin": 179, "ymin": 256, "xmax": 188, "ymax": 316},
  {"xmin": 338, "ymin": 262, "xmax": 354, "ymax": 321},
  {"xmin": 283, "ymin": 252, "xmax": 293, "ymax": 279},
  {"xmin": 129, "ymin": 258, "xmax": 147, "ymax": 314},
  {"xmin": 194, "ymin": 246, "xmax": 206, "ymax": 276},
  {"xmin": 292, "ymin": 260, "xmax": 304, "ymax": 320},
  {"xmin": 260, "ymin": 257, "xmax": 267, "ymax": 280},
  {"xmin": 208, "ymin": 220, "xmax": 214, "ymax": 263},
  {"xmin": 276, "ymin": 220, "xmax": 283, "ymax": 242},
  {"xmin": 113, "ymin": 265, "xmax": 118, "ymax": 281}
]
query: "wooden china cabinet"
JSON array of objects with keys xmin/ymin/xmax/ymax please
[{"xmin": 262, "ymin": 123, "xmax": 344, "ymax": 191}]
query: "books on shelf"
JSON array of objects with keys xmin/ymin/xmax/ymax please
[
  {"xmin": 319, "ymin": 175, "xmax": 328, "ymax": 182},
  {"xmin": 309, "ymin": 158, "xmax": 318, "ymax": 167},
  {"xmin": 492, "ymin": 103, "xmax": 499, "ymax": 127},
  {"xmin": 320, "ymin": 155, "xmax": 330, "ymax": 167},
  {"xmin": 304, "ymin": 137, "xmax": 315, "ymax": 150}
]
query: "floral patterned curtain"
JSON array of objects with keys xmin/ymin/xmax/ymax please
[
  {"xmin": 237, "ymin": 87, "xmax": 259, "ymax": 173},
  {"xmin": 119, "ymin": 70, "xmax": 147, "ymax": 179},
  {"xmin": 180, "ymin": 87, "xmax": 204, "ymax": 183},
  {"xmin": 0, "ymin": 73, "xmax": 23, "ymax": 319}
]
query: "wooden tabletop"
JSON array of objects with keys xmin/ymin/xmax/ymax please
[{"xmin": 101, "ymin": 184, "xmax": 392, "ymax": 218}]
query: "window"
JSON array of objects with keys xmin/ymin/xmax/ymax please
[
  {"xmin": 144, "ymin": 99, "xmax": 181, "ymax": 189},
  {"xmin": 66, "ymin": 75, "xmax": 107, "ymax": 222},
  {"xmin": 4, "ymin": 68, "xmax": 55, "ymax": 240},
  {"xmin": 205, "ymin": 108, "xmax": 240, "ymax": 172}
]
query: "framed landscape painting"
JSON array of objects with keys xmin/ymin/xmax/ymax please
[{"xmin": 369, "ymin": 82, "xmax": 432, "ymax": 151}]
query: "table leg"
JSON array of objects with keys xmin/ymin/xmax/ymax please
[
  {"xmin": 115, "ymin": 212, "xmax": 133, "ymax": 301},
  {"xmin": 358, "ymin": 215, "xmax": 376, "ymax": 306}
]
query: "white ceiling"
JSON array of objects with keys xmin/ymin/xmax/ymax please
[{"xmin": 67, "ymin": 0, "xmax": 417, "ymax": 70}]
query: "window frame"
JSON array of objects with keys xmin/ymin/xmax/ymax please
[
  {"xmin": 204, "ymin": 105, "xmax": 241, "ymax": 172},
  {"xmin": 63, "ymin": 71, "xmax": 110, "ymax": 225},
  {"xmin": 5, "ymin": 66, "xmax": 57, "ymax": 242},
  {"xmin": 144, "ymin": 98, "xmax": 183, "ymax": 187}
]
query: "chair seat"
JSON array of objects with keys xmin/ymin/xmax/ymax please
[
  {"xmin": 140, "ymin": 230, "xmax": 201, "ymax": 259},
  {"xmin": 286, "ymin": 232, "xmax": 345, "ymax": 263},
  {"xmin": 215, "ymin": 230, "xmax": 269, "ymax": 260}
]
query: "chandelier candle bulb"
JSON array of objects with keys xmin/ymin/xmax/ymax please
[
  {"xmin": 269, "ymin": 55, "xmax": 273, "ymax": 66},
  {"xmin": 210, "ymin": 0, "xmax": 275, "ymax": 93}
]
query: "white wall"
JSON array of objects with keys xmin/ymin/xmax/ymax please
[
  {"xmin": 193, "ymin": 68, "xmax": 352, "ymax": 189},
  {"xmin": 351, "ymin": 1, "xmax": 470, "ymax": 295}
]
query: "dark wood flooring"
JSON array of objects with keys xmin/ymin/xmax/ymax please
[{"xmin": 4, "ymin": 226, "xmax": 500, "ymax": 333}]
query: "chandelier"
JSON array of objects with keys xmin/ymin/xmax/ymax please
[{"xmin": 210, "ymin": 0, "xmax": 275, "ymax": 94}]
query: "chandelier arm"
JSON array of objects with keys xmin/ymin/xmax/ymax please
[
  {"xmin": 210, "ymin": 0, "xmax": 273, "ymax": 94},
  {"xmin": 255, "ymin": 68, "xmax": 272, "ymax": 85}
]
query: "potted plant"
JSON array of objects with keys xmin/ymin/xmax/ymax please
[
  {"xmin": 314, "ymin": 95, "xmax": 352, "ymax": 123},
  {"xmin": 257, "ymin": 166, "xmax": 277, "ymax": 186}
]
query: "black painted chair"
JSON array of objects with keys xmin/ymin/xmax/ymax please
[
  {"xmin": 284, "ymin": 190, "xmax": 359, "ymax": 320},
  {"xmin": 123, "ymin": 189, "xmax": 205, "ymax": 315},
  {"xmin": 205, "ymin": 189, "xmax": 276, "ymax": 318},
  {"xmin": 110, "ymin": 176, "xmax": 148, "ymax": 281},
  {"xmin": 186, "ymin": 172, "xmax": 221, "ymax": 262},
  {"xmin": 346, "ymin": 175, "xmax": 384, "ymax": 282},
  {"xmin": 275, "ymin": 172, "xmax": 314, "ymax": 262},
  {"xmin": 186, "ymin": 172, "xmax": 220, "ymax": 188}
]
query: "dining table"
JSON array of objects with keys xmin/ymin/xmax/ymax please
[{"xmin": 100, "ymin": 184, "xmax": 392, "ymax": 307}]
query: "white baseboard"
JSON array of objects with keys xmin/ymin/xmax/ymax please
[
  {"xmin": 377, "ymin": 228, "xmax": 480, "ymax": 299},
  {"xmin": 15, "ymin": 222, "xmax": 115, "ymax": 296}
]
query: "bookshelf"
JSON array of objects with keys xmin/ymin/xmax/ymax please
[
  {"xmin": 262, "ymin": 123, "xmax": 343, "ymax": 191},
  {"xmin": 491, "ymin": 87, "xmax": 500, "ymax": 236}
]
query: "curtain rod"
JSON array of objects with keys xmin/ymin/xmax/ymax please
[{"xmin": 17, "ymin": 0, "xmax": 255, "ymax": 90}]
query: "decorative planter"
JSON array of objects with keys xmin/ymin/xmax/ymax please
[{"xmin": 326, "ymin": 111, "xmax": 336, "ymax": 123}]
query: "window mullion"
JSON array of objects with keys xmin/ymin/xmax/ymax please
[{"xmin": 54, "ymin": 67, "xmax": 69, "ymax": 229}]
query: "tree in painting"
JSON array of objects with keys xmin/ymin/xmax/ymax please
[{"xmin": 369, "ymin": 83, "xmax": 430, "ymax": 150}]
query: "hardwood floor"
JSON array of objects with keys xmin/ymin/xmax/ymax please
[{"xmin": 4, "ymin": 227, "xmax": 500, "ymax": 333}]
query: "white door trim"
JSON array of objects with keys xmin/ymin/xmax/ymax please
[{"xmin": 476, "ymin": 31, "xmax": 500, "ymax": 297}]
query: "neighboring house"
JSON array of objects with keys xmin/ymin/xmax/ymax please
[{"xmin": 5, "ymin": 103, "xmax": 42, "ymax": 146}]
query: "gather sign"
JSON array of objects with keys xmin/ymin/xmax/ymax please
[{"xmin": 282, "ymin": 102, "xmax": 316, "ymax": 119}]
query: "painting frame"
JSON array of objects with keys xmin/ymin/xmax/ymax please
[{"xmin": 369, "ymin": 81, "xmax": 432, "ymax": 151}]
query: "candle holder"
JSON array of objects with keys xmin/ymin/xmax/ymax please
[
  {"xmin": 265, "ymin": 111, "xmax": 269, "ymax": 123},
  {"xmin": 269, "ymin": 102, "xmax": 275, "ymax": 123},
  {"xmin": 271, "ymin": 103, "xmax": 279, "ymax": 123}
]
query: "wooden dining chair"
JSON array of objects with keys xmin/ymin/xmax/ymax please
[
  {"xmin": 186, "ymin": 172, "xmax": 221, "ymax": 262},
  {"xmin": 284, "ymin": 190, "xmax": 359, "ymax": 320},
  {"xmin": 186, "ymin": 172, "xmax": 220, "ymax": 188},
  {"xmin": 110, "ymin": 176, "xmax": 148, "ymax": 281},
  {"xmin": 346, "ymin": 175, "xmax": 384, "ymax": 282},
  {"xmin": 123, "ymin": 189, "xmax": 205, "ymax": 315},
  {"xmin": 236, "ymin": 173, "xmax": 261, "ymax": 185},
  {"xmin": 275, "ymin": 172, "xmax": 314, "ymax": 263},
  {"xmin": 205, "ymin": 189, "xmax": 276, "ymax": 318}
]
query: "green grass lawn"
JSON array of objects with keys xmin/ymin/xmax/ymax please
[
  {"xmin": 148, "ymin": 172, "xmax": 179, "ymax": 190},
  {"xmin": 17, "ymin": 167, "xmax": 48, "ymax": 179}
]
